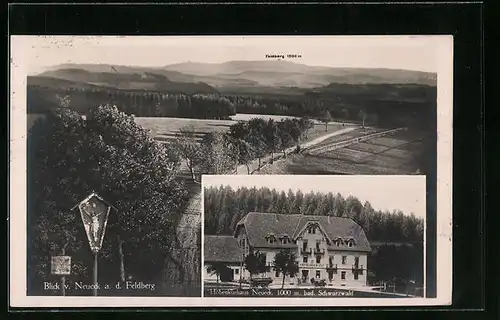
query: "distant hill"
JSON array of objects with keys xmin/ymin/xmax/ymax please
[
  {"xmin": 163, "ymin": 61, "xmax": 437, "ymax": 87},
  {"xmin": 35, "ymin": 68, "xmax": 218, "ymax": 94},
  {"xmin": 37, "ymin": 61, "xmax": 437, "ymax": 94}
]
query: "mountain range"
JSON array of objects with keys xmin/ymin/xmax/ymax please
[{"xmin": 30, "ymin": 60, "xmax": 437, "ymax": 95}]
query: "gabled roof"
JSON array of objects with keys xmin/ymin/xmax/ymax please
[
  {"xmin": 235, "ymin": 212, "xmax": 371, "ymax": 252},
  {"xmin": 204, "ymin": 235, "xmax": 242, "ymax": 263}
]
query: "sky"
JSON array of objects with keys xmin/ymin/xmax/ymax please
[
  {"xmin": 203, "ymin": 175, "xmax": 426, "ymax": 219},
  {"xmin": 11, "ymin": 35, "xmax": 446, "ymax": 75}
]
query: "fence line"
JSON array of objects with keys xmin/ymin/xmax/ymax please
[{"xmin": 304, "ymin": 127, "xmax": 407, "ymax": 156}]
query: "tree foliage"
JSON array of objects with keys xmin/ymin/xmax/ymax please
[
  {"xmin": 205, "ymin": 262, "xmax": 232, "ymax": 283},
  {"xmin": 203, "ymin": 185, "xmax": 424, "ymax": 244},
  {"xmin": 244, "ymin": 251, "xmax": 267, "ymax": 280},
  {"xmin": 27, "ymin": 105, "xmax": 191, "ymax": 294},
  {"xmin": 272, "ymin": 250, "xmax": 299, "ymax": 289}
]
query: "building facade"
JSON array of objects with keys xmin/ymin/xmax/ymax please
[
  {"xmin": 205, "ymin": 212, "xmax": 372, "ymax": 288},
  {"xmin": 204, "ymin": 235, "xmax": 242, "ymax": 283}
]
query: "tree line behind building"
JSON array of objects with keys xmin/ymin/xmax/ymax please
[{"xmin": 204, "ymin": 185, "xmax": 423, "ymax": 244}]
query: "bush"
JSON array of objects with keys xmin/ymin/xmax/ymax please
[
  {"xmin": 250, "ymin": 277, "xmax": 273, "ymax": 288},
  {"xmin": 314, "ymin": 279, "xmax": 327, "ymax": 287}
]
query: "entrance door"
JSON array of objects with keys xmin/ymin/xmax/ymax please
[{"xmin": 301, "ymin": 270, "xmax": 309, "ymax": 283}]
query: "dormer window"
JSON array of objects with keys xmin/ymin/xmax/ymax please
[
  {"xmin": 280, "ymin": 234, "xmax": 290, "ymax": 244},
  {"xmin": 307, "ymin": 223, "xmax": 319, "ymax": 234},
  {"xmin": 345, "ymin": 238, "xmax": 356, "ymax": 247},
  {"xmin": 265, "ymin": 233, "xmax": 277, "ymax": 244}
]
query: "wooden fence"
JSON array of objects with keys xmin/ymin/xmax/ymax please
[{"xmin": 304, "ymin": 127, "xmax": 407, "ymax": 156}]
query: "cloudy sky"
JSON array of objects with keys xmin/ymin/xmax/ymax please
[
  {"xmin": 203, "ymin": 175, "xmax": 426, "ymax": 219},
  {"xmin": 11, "ymin": 35, "xmax": 446, "ymax": 75}
]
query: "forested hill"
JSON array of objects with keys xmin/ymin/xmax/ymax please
[{"xmin": 204, "ymin": 185, "xmax": 424, "ymax": 244}]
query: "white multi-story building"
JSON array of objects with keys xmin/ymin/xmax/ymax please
[{"xmin": 204, "ymin": 212, "xmax": 371, "ymax": 287}]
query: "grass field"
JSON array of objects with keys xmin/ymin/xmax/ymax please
[
  {"xmin": 28, "ymin": 113, "xmax": 343, "ymax": 144},
  {"xmin": 230, "ymin": 113, "xmax": 301, "ymax": 122},
  {"xmin": 257, "ymin": 129, "xmax": 427, "ymax": 175}
]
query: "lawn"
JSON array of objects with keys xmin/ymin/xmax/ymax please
[
  {"xmin": 135, "ymin": 116, "xmax": 344, "ymax": 144},
  {"xmin": 257, "ymin": 129, "xmax": 427, "ymax": 175}
]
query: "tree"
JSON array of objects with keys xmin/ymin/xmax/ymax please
[
  {"xmin": 247, "ymin": 134, "xmax": 267, "ymax": 170},
  {"xmin": 201, "ymin": 131, "xmax": 237, "ymax": 174},
  {"xmin": 272, "ymin": 250, "xmax": 299, "ymax": 289},
  {"xmin": 206, "ymin": 262, "xmax": 232, "ymax": 283},
  {"xmin": 227, "ymin": 121, "xmax": 254, "ymax": 173},
  {"xmin": 358, "ymin": 109, "xmax": 367, "ymax": 128},
  {"xmin": 27, "ymin": 105, "xmax": 190, "ymax": 294},
  {"xmin": 277, "ymin": 121, "xmax": 294, "ymax": 157},
  {"xmin": 174, "ymin": 125, "xmax": 203, "ymax": 182},
  {"xmin": 236, "ymin": 139, "xmax": 255, "ymax": 174},
  {"xmin": 244, "ymin": 251, "xmax": 267, "ymax": 281},
  {"xmin": 263, "ymin": 119, "xmax": 281, "ymax": 163},
  {"xmin": 299, "ymin": 116, "xmax": 313, "ymax": 139},
  {"xmin": 322, "ymin": 110, "xmax": 332, "ymax": 132}
]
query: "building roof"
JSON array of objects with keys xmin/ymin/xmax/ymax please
[
  {"xmin": 204, "ymin": 235, "xmax": 242, "ymax": 263},
  {"xmin": 235, "ymin": 212, "xmax": 371, "ymax": 252}
]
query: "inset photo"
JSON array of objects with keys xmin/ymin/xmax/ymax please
[{"xmin": 203, "ymin": 175, "xmax": 425, "ymax": 298}]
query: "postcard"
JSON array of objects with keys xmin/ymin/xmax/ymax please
[{"xmin": 9, "ymin": 35, "xmax": 452, "ymax": 307}]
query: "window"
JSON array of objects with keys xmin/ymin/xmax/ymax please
[
  {"xmin": 354, "ymin": 257, "xmax": 359, "ymax": 266},
  {"xmin": 328, "ymin": 271, "xmax": 334, "ymax": 280},
  {"xmin": 329, "ymin": 257, "xmax": 333, "ymax": 265},
  {"xmin": 303, "ymin": 257, "xmax": 308, "ymax": 263},
  {"xmin": 341, "ymin": 271, "xmax": 346, "ymax": 280},
  {"xmin": 354, "ymin": 273, "xmax": 359, "ymax": 280},
  {"xmin": 312, "ymin": 227, "xmax": 316, "ymax": 234},
  {"xmin": 316, "ymin": 256, "xmax": 321, "ymax": 263},
  {"xmin": 336, "ymin": 240, "xmax": 340, "ymax": 247},
  {"xmin": 235, "ymin": 269, "xmax": 239, "ymax": 275},
  {"xmin": 302, "ymin": 242, "xmax": 307, "ymax": 251},
  {"xmin": 316, "ymin": 270, "xmax": 321, "ymax": 278},
  {"xmin": 308, "ymin": 227, "xmax": 311, "ymax": 234},
  {"xmin": 290, "ymin": 274, "xmax": 295, "ymax": 278},
  {"xmin": 316, "ymin": 242, "xmax": 320, "ymax": 250},
  {"xmin": 348, "ymin": 241, "xmax": 353, "ymax": 247},
  {"xmin": 275, "ymin": 271, "xmax": 280, "ymax": 277},
  {"xmin": 342, "ymin": 256, "xmax": 347, "ymax": 264}
]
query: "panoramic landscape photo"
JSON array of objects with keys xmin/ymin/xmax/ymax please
[{"xmin": 23, "ymin": 36, "xmax": 437, "ymax": 297}]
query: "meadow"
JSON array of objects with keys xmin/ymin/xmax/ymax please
[
  {"xmin": 257, "ymin": 129, "xmax": 427, "ymax": 175},
  {"xmin": 28, "ymin": 113, "xmax": 342, "ymax": 144}
]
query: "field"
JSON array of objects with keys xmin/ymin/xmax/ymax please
[
  {"xmin": 257, "ymin": 129, "xmax": 427, "ymax": 175},
  {"xmin": 230, "ymin": 113, "xmax": 300, "ymax": 122},
  {"xmin": 28, "ymin": 113, "xmax": 343, "ymax": 144},
  {"xmin": 134, "ymin": 117, "xmax": 237, "ymax": 142}
]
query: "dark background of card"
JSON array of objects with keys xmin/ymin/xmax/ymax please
[{"xmin": 8, "ymin": 2, "xmax": 485, "ymax": 311}]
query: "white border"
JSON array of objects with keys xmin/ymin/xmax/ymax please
[{"xmin": 9, "ymin": 35, "xmax": 453, "ymax": 307}]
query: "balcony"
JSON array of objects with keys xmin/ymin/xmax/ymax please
[
  {"xmin": 314, "ymin": 248, "xmax": 325, "ymax": 255},
  {"xmin": 299, "ymin": 262, "xmax": 325, "ymax": 268},
  {"xmin": 326, "ymin": 263, "xmax": 338, "ymax": 272},
  {"xmin": 352, "ymin": 264, "xmax": 364, "ymax": 275},
  {"xmin": 301, "ymin": 248, "xmax": 312, "ymax": 255}
]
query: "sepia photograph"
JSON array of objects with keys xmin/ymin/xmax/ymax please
[
  {"xmin": 203, "ymin": 175, "xmax": 425, "ymax": 298},
  {"xmin": 10, "ymin": 35, "xmax": 452, "ymax": 307}
]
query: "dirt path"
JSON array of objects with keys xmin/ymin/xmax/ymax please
[{"xmin": 235, "ymin": 126, "xmax": 359, "ymax": 175}]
